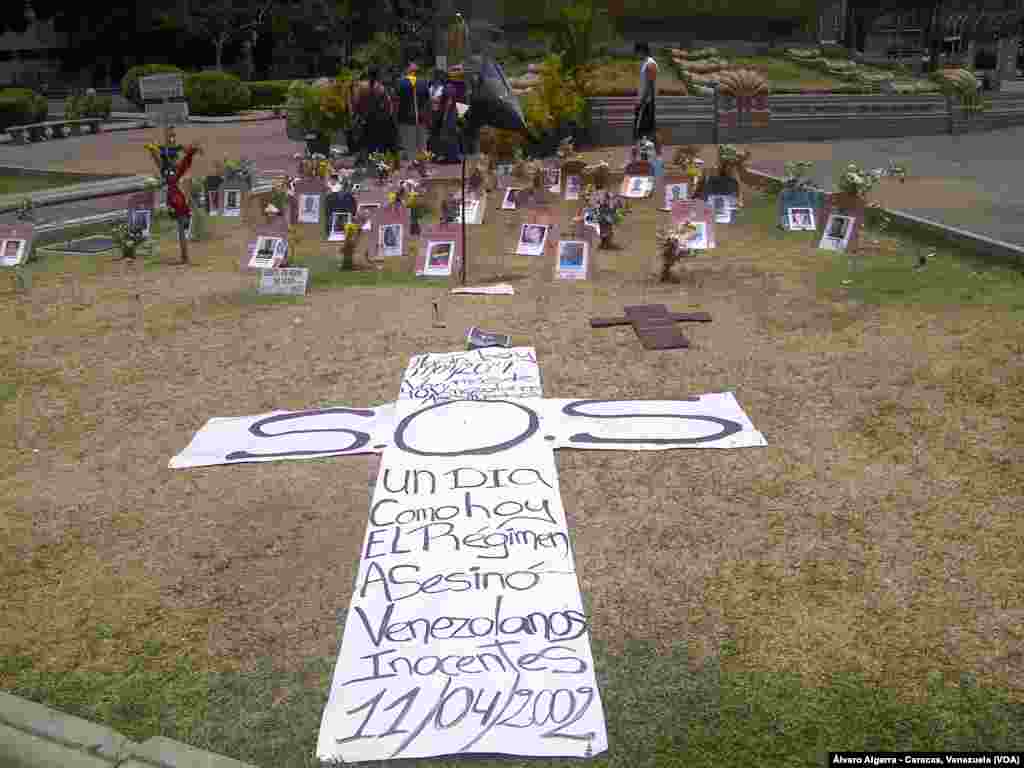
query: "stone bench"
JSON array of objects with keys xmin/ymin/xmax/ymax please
[{"xmin": 7, "ymin": 118, "xmax": 104, "ymax": 144}]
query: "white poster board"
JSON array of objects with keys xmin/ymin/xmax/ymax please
[
  {"xmin": 422, "ymin": 240, "xmax": 455, "ymax": 277},
  {"xmin": 258, "ymin": 267, "xmax": 309, "ymax": 296},
  {"xmin": 0, "ymin": 238, "xmax": 28, "ymax": 267},
  {"xmin": 249, "ymin": 236, "xmax": 288, "ymax": 269},
  {"xmin": 298, "ymin": 193, "xmax": 322, "ymax": 224},
  {"xmin": 378, "ymin": 223, "xmax": 404, "ymax": 258},
  {"xmin": 516, "ymin": 224, "xmax": 549, "ymax": 257},
  {"xmin": 398, "ymin": 347, "xmax": 543, "ymax": 403}
]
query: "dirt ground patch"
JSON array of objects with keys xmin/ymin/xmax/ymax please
[{"xmin": 2, "ymin": 158, "xmax": 1023, "ymax": 712}]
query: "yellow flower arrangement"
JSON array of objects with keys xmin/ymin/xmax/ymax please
[
  {"xmin": 388, "ymin": 192, "xmax": 398, "ymax": 205},
  {"xmin": 343, "ymin": 222, "xmax": 361, "ymax": 239}
]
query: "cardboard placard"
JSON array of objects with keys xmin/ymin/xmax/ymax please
[
  {"xmin": 544, "ymin": 163, "xmax": 562, "ymax": 194},
  {"xmin": 323, "ymin": 191, "xmax": 358, "ymax": 241},
  {"xmin": 452, "ymin": 192, "xmax": 486, "ymax": 225},
  {"xmin": 222, "ymin": 187, "xmax": 244, "ymax": 218},
  {"xmin": 555, "ymin": 221, "xmax": 595, "ymax": 281},
  {"xmin": 500, "ymin": 186, "xmax": 524, "ymax": 210},
  {"xmin": 355, "ymin": 191, "xmax": 389, "ymax": 232},
  {"xmin": 258, "ymin": 267, "xmax": 309, "ymax": 296},
  {"xmin": 562, "ymin": 160, "xmax": 586, "ymax": 202},
  {"xmin": 621, "ymin": 160, "xmax": 655, "ymax": 198},
  {"xmin": 816, "ymin": 193, "xmax": 864, "ymax": 253},
  {"xmin": 671, "ymin": 200, "xmax": 715, "ymax": 250},
  {"xmin": 246, "ymin": 223, "xmax": 289, "ymax": 270},
  {"xmin": 0, "ymin": 223, "xmax": 34, "ymax": 267},
  {"xmin": 778, "ymin": 188, "xmax": 825, "ymax": 229},
  {"xmin": 292, "ymin": 179, "xmax": 325, "ymax": 225},
  {"xmin": 658, "ymin": 174, "xmax": 689, "ymax": 212},
  {"xmin": 416, "ymin": 223, "xmax": 464, "ymax": 278},
  {"xmin": 369, "ymin": 206, "xmax": 411, "ymax": 261},
  {"xmin": 127, "ymin": 206, "xmax": 153, "ymax": 239}
]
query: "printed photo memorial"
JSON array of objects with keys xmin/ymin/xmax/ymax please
[
  {"xmin": 223, "ymin": 189, "xmax": 242, "ymax": 217},
  {"xmin": 424, "ymin": 240, "xmax": 455, "ymax": 276},
  {"xmin": 516, "ymin": 224, "xmax": 549, "ymax": 257},
  {"xmin": 786, "ymin": 207, "xmax": 816, "ymax": 231},
  {"xmin": 663, "ymin": 183, "xmax": 688, "ymax": 211},
  {"xmin": 708, "ymin": 194, "xmax": 738, "ymax": 224},
  {"xmin": 129, "ymin": 209, "xmax": 152, "ymax": 237},
  {"xmin": 557, "ymin": 240, "xmax": 588, "ymax": 280},
  {"xmin": 249, "ymin": 236, "xmax": 287, "ymax": 269},
  {"xmin": 565, "ymin": 175, "xmax": 581, "ymax": 201},
  {"xmin": 502, "ymin": 188, "xmax": 521, "ymax": 211},
  {"xmin": 299, "ymin": 193, "xmax": 322, "ymax": 224},
  {"xmin": 545, "ymin": 167, "xmax": 561, "ymax": 192},
  {"xmin": 819, "ymin": 214, "xmax": 854, "ymax": 251},
  {"xmin": 1, "ymin": 238, "xmax": 26, "ymax": 267},
  {"xmin": 379, "ymin": 223, "xmax": 403, "ymax": 258}
]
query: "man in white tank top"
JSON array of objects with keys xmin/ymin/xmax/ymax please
[{"xmin": 635, "ymin": 42, "xmax": 658, "ymax": 143}]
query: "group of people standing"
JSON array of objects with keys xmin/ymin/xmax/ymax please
[{"xmin": 350, "ymin": 63, "xmax": 462, "ymax": 164}]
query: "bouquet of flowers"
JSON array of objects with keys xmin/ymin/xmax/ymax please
[
  {"xmin": 656, "ymin": 220, "xmax": 700, "ymax": 282},
  {"xmin": 716, "ymin": 144, "xmax": 751, "ymax": 175},
  {"xmin": 368, "ymin": 152, "xmax": 394, "ymax": 182},
  {"xmin": 782, "ymin": 160, "xmax": 816, "ymax": 191},
  {"xmin": 673, "ymin": 145, "xmax": 701, "ymax": 168},
  {"xmin": 340, "ymin": 221, "xmax": 362, "ymax": 268},
  {"xmin": 111, "ymin": 220, "xmax": 148, "ymax": 260},
  {"xmin": 583, "ymin": 161, "xmax": 611, "ymax": 190},
  {"xmin": 557, "ymin": 137, "xmax": 578, "ymax": 160}
]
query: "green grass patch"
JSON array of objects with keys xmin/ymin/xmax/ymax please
[
  {"xmin": 0, "ymin": 172, "xmax": 94, "ymax": 197},
  {"xmin": 3, "ymin": 642, "xmax": 1022, "ymax": 768},
  {"xmin": 0, "ymin": 381, "xmax": 16, "ymax": 403},
  {"xmin": 818, "ymin": 242, "xmax": 1024, "ymax": 310}
]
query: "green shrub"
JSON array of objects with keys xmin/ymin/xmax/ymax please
[
  {"xmin": 820, "ymin": 43, "xmax": 852, "ymax": 59},
  {"xmin": 120, "ymin": 64, "xmax": 185, "ymax": 108},
  {"xmin": 185, "ymin": 71, "xmax": 250, "ymax": 116},
  {"xmin": 245, "ymin": 80, "xmax": 293, "ymax": 109},
  {"xmin": 64, "ymin": 92, "xmax": 113, "ymax": 121},
  {"xmin": 0, "ymin": 88, "xmax": 48, "ymax": 131}
]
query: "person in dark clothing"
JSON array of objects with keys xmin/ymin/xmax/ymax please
[
  {"xmin": 634, "ymin": 41, "xmax": 658, "ymax": 144},
  {"xmin": 355, "ymin": 68, "xmax": 396, "ymax": 157},
  {"xmin": 396, "ymin": 63, "xmax": 431, "ymax": 163},
  {"xmin": 430, "ymin": 73, "xmax": 462, "ymax": 164}
]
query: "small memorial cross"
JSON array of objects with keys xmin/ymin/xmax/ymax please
[{"xmin": 590, "ymin": 304, "xmax": 713, "ymax": 350}]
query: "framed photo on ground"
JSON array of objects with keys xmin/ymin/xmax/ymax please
[
  {"xmin": 292, "ymin": 179, "xmax": 324, "ymax": 225},
  {"xmin": 0, "ymin": 223, "xmax": 34, "ymax": 267},
  {"xmin": 557, "ymin": 239, "xmax": 588, "ymax": 280},
  {"xmin": 707, "ymin": 194, "xmax": 738, "ymax": 224},
  {"xmin": 502, "ymin": 187, "xmax": 522, "ymax": 210},
  {"xmin": 416, "ymin": 223, "xmax": 463, "ymax": 278},
  {"xmin": 453, "ymin": 196, "xmax": 484, "ymax": 225},
  {"xmin": 672, "ymin": 200, "xmax": 715, "ymax": 250},
  {"xmin": 662, "ymin": 181, "xmax": 689, "ymax": 211},
  {"xmin": 786, "ymin": 207, "xmax": 816, "ymax": 231},
  {"xmin": 223, "ymin": 188, "xmax": 242, "ymax": 217},
  {"xmin": 819, "ymin": 213, "xmax": 855, "ymax": 251},
  {"xmin": 328, "ymin": 211, "xmax": 352, "ymax": 242},
  {"xmin": 128, "ymin": 208, "xmax": 153, "ymax": 238},
  {"xmin": 357, "ymin": 202, "xmax": 382, "ymax": 230},
  {"xmin": 622, "ymin": 175, "xmax": 654, "ymax": 199},
  {"xmin": 516, "ymin": 223, "xmax": 549, "ymax": 257},
  {"xmin": 249, "ymin": 236, "xmax": 288, "ymax": 269},
  {"xmin": 379, "ymin": 223, "xmax": 403, "ymax": 258},
  {"xmin": 564, "ymin": 175, "xmax": 582, "ymax": 201},
  {"xmin": 424, "ymin": 241, "xmax": 455, "ymax": 275},
  {"xmin": 545, "ymin": 166, "xmax": 561, "ymax": 193}
]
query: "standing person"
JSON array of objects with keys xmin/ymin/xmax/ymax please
[
  {"xmin": 634, "ymin": 42, "xmax": 658, "ymax": 145},
  {"xmin": 355, "ymin": 68, "xmax": 396, "ymax": 157},
  {"xmin": 396, "ymin": 63, "xmax": 429, "ymax": 163},
  {"xmin": 427, "ymin": 69, "xmax": 447, "ymax": 153},
  {"xmin": 433, "ymin": 72, "xmax": 462, "ymax": 163}
]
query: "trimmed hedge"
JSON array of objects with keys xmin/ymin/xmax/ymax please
[
  {"xmin": 185, "ymin": 71, "xmax": 250, "ymax": 116},
  {"xmin": 121, "ymin": 64, "xmax": 186, "ymax": 108},
  {"xmin": 64, "ymin": 92, "xmax": 113, "ymax": 121},
  {"xmin": 246, "ymin": 80, "xmax": 293, "ymax": 109},
  {"xmin": 0, "ymin": 88, "xmax": 48, "ymax": 132}
]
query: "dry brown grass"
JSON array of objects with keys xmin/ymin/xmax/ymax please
[{"xmin": 2, "ymin": 165, "xmax": 1022, "ymax": 706}]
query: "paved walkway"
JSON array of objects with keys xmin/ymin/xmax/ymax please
[{"xmin": 745, "ymin": 125, "xmax": 1024, "ymax": 247}]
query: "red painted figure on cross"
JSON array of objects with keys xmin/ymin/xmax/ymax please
[{"xmin": 144, "ymin": 125, "xmax": 202, "ymax": 263}]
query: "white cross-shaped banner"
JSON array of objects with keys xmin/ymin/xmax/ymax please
[{"xmin": 168, "ymin": 347, "xmax": 767, "ymax": 762}]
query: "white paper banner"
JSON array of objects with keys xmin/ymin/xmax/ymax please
[
  {"xmin": 317, "ymin": 396, "xmax": 608, "ymax": 763},
  {"xmin": 398, "ymin": 347, "xmax": 543, "ymax": 404},
  {"xmin": 167, "ymin": 404, "xmax": 395, "ymax": 469}
]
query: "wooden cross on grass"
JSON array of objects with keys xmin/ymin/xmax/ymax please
[{"xmin": 590, "ymin": 304, "xmax": 712, "ymax": 350}]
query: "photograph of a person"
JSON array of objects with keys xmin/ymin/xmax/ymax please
[
  {"xmin": 557, "ymin": 240, "xmax": 588, "ymax": 279},
  {"xmin": 424, "ymin": 241, "xmax": 454, "ymax": 275},
  {"xmin": 819, "ymin": 214, "xmax": 854, "ymax": 251},
  {"xmin": 516, "ymin": 223, "xmax": 549, "ymax": 257},
  {"xmin": 565, "ymin": 175, "xmax": 581, "ymax": 201},
  {"xmin": 206, "ymin": 189, "xmax": 221, "ymax": 215},
  {"xmin": 223, "ymin": 189, "xmax": 241, "ymax": 217},
  {"xmin": 1, "ymin": 239, "xmax": 25, "ymax": 266},
  {"xmin": 129, "ymin": 209, "xmax": 152, "ymax": 237},
  {"xmin": 662, "ymin": 183, "xmax": 688, "ymax": 211},
  {"xmin": 502, "ymin": 187, "xmax": 521, "ymax": 210},
  {"xmin": 545, "ymin": 167, "xmax": 561, "ymax": 192},
  {"xmin": 454, "ymin": 199, "xmax": 480, "ymax": 225},
  {"xmin": 299, "ymin": 194, "xmax": 321, "ymax": 224},
  {"xmin": 786, "ymin": 207, "xmax": 816, "ymax": 231},
  {"xmin": 630, "ymin": 177, "xmax": 646, "ymax": 194},
  {"xmin": 250, "ymin": 236, "xmax": 282, "ymax": 268},
  {"xmin": 357, "ymin": 202, "xmax": 381, "ymax": 231},
  {"xmin": 380, "ymin": 223, "xmax": 403, "ymax": 257},
  {"xmin": 328, "ymin": 212, "xmax": 351, "ymax": 242},
  {"xmin": 709, "ymin": 194, "xmax": 737, "ymax": 224}
]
